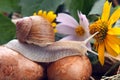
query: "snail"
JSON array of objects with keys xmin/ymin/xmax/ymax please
[
  {"xmin": 5, "ymin": 15, "xmax": 98, "ymax": 62},
  {"xmin": 7, "ymin": 15, "xmax": 98, "ymax": 62}
]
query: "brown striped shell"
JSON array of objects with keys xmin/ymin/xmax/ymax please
[{"xmin": 16, "ymin": 16, "xmax": 55, "ymax": 46}]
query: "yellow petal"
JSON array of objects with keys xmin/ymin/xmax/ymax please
[
  {"xmin": 54, "ymin": 29, "xmax": 57, "ymax": 33},
  {"xmin": 98, "ymin": 42, "xmax": 105, "ymax": 65},
  {"xmin": 47, "ymin": 11, "xmax": 56, "ymax": 22},
  {"xmin": 106, "ymin": 39, "xmax": 120, "ymax": 54},
  {"xmin": 106, "ymin": 35, "xmax": 120, "ymax": 45},
  {"xmin": 52, "ymin": 22, "xmax": 56, "ymax": 27},
  {"xmin": 33, "ymin": 12, "xmax": 37, "ymax": 16},
  {"xmin": 38, "ymin": 10, "xmax": 43, "ymax": 16},
  {"xmin": 42, "ymin": 11, "xmax": 47, "ymax": 18},
  {"xmin": 107, "ymin": 28, "xmax": 120, "ymax": 35},
  {"xmin": 109, "ymin": 8, "xmax": 120, "ymax": 28},
  {"xmin": 105, "ymin": 40, "xmax": 118, "ymax": 56},
  {"xmin": 101, "ymin": 0, "xmax": 111, "ymax": 21},
  {"xmin": 94, "ymin": 41, "xmax": 99, "ymax": 51}
]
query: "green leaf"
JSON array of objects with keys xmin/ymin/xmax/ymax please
[
  {"xmin": 64, "ymin": 0, "xmax": 96, "ymax": 20},
  {"xmin": 87, "ymin": 14, "xmax": 99, "ymax": 23},
  {"xmin": 0, "ymin": 0, "xmax": 21, "ymax": 13},
  {"xmin": 19, "ymin": 0, "xmax": 64, "ymax": 16},
  {"xmin": 0, "ymin": 13, "xmax": 16, "ymax": 45},
  {"xmin": 88, "ymin": 0, "xmax": 116, "ymax": 22},
  {"xmin": 89, "ymin": 0, "xmax": 105, "ymax": 15}
]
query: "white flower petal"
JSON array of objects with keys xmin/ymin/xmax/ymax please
[
  {"xmin": 56, "ymin": 13, "xmax": 79, "ymax": 28},
  {"xmin": 56, "ymin": 24, "xmax": 76, "ymax": 35},
  {"xmin": 77, "ymin": 11, "xmax": 90, "ymax": 38},
  {"xmin": 78, "ymin": 11, "xmax": 89, "ymax": 30},
  {"xmin": 60, "ymin": 35, "xmax": 87, "ymax": 41},
  {"xmin": 60, "ymin": 35, "xmax": 91, "ymax": 49},
  {"xmin": 59, "ymin": 35, "xmax": 91, "ymax": 49},
  {"xmin": 60, "ymin": 35, "xmax": 79, "ymax": 41}
]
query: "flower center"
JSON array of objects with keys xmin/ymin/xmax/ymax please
[
  {"xmin": 89, "ymin": 20, "xmax": 108, "ymax": 43},
  {"xmin": 75, "ymin": 26, "xmax": 85, "ymax": 36}
]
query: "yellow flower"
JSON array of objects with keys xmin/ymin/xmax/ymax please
[
  {"xmin": 33, "ymin": 10, "xmax": 57, "ymax": 33},
  {"xmin": 89, "ymin": 0, "xmax": 120, "ymax": 65}
]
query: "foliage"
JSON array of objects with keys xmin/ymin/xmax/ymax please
[
  {"xmin": 19, "ymin": 0, "xmax": 65, "ymax": 16},
  {"xmin": 65, "ymin": 0, "xmax": 96, "ymax": 20},
  {"xmin": 0, "ymin": 0, "xmax": 21, "ymax": 13},
  {"xmin": 0, "ymin": 13, "xmax": 16, "ymax": 44}
]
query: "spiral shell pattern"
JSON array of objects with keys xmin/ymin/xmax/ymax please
[{"xmin": 16, "ymin": 16, "xmax": 55, "ymax": 46}]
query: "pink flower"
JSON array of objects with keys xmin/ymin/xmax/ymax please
[
  {"xmin": 56, "ymin": 11, "xmax": 90, "ymax": 40},
  {"xmin": 56, "ymin": 11, "xmax": 91, "ymax": 48}
]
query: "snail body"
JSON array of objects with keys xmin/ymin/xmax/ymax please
[{"xmin": 5, "ymin": 39, "xmax": 87, "ymax": 62}]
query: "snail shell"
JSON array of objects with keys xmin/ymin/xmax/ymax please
[{"xmin": 16, "ymin": 16, "xmax": 55, "ymax": 46}]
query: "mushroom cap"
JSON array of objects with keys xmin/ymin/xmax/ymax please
[
  {"xmin": 47, "ymin": 55, "xmax": 92, "ymax": 80},
  {"xmin": 0, "ymin": 46, "xmax": 44, "ymax": 80}
]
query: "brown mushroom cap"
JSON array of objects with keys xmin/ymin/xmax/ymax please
[
  {"xmin": 47, "ymin": 55, "xmax": 92, "ymax": 80},
  {"xmin": 0, "ymin": 46, "xmax": 43, "ymax": 80}
]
